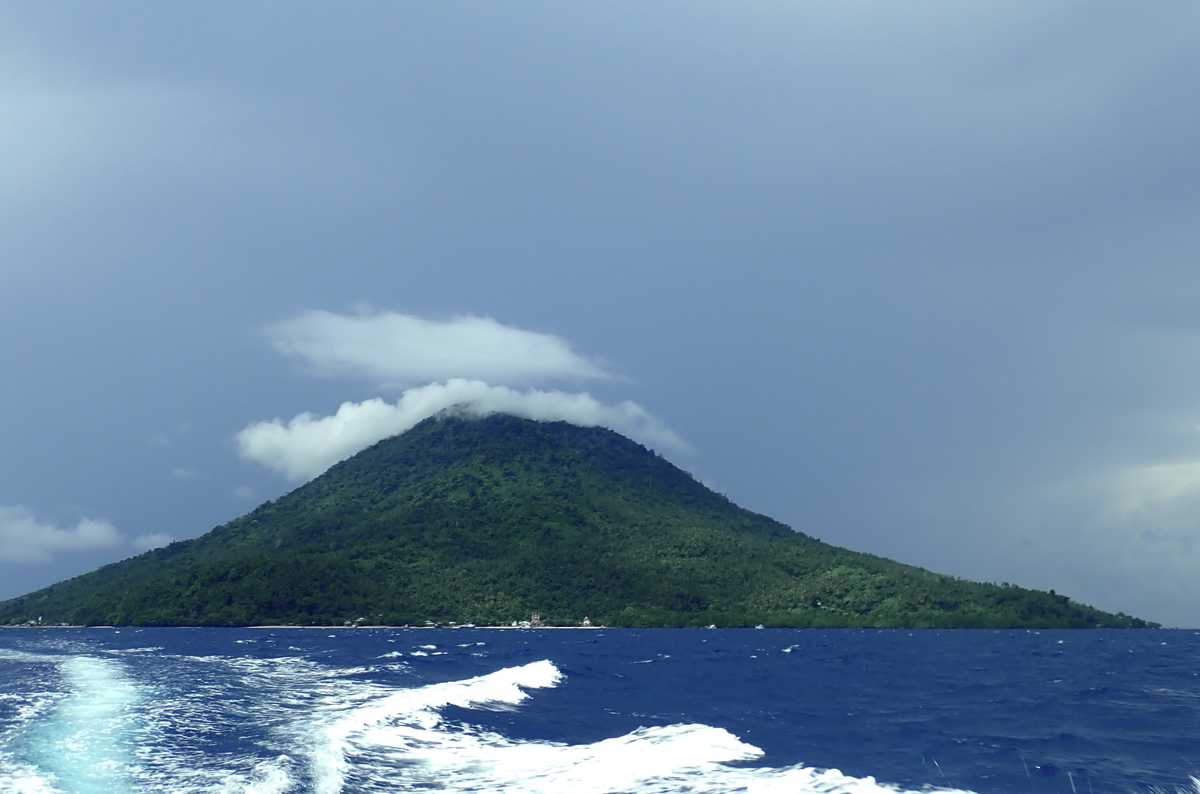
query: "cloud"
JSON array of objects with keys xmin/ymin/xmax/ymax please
[
  {"xmin": 267, "ymin": 311, "xmax": 609, "ymax": 387},
  {"xmin": 131, "ymin": 532, "xmax": 174, "ymax": 552},
  {"xmin": 984, "ymin": 457, "xmax": 1200, "ymax": 626},
  {"xmin": 1104, "ymin": 460, "xmax": 1200, "ymax": 524},
  {"xmin": 236, "ymin": 379, "xmax": 687, "ymax": 481},
  {"xmin": 0, "ymin": 506, "xmax": 123, "ymax": 563},
  {"xmin": 170, "ymin": 467, "xmax": 200, "ymax": 480}
]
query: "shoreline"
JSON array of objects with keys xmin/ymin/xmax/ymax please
[
  {"xmin": 0, "ymin": 624, "xmax": 611, "ymax": 630},
  {"xmin": 248, "ymin": 624, "xmax": 608, "ymax": 630},
  {"xmin": 1, "ymin": 624, "xmax": 1179, "ymax": 630}
]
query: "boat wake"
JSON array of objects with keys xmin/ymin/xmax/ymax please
[
  {"xmin": 0, "ymin": 649, "xmax": 297, "ymax": 794},
  {"xmin": 0, "ymin": 653, "xmax": 138, "ymax": 794},
  {"xmin": 306, "ymin": 659, "xmax": 974, "ymax": 794},
  {"xmin": 4, "ymin": 646, "xmax": 1193, "ymax": 793}
]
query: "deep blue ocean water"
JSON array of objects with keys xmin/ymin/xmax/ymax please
[{"xmin": 0, "ymin": 628, "xmax": 1194, "ymax": 793}]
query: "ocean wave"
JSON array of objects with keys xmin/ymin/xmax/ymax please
[
  {"xmin": 20, "ymin": 656, "xmax": 141, "ymax": 793},
  {"xmin": 311, "ymin": 659, "xmax": 560, "ymax": 793},
  {"xmin": 0, "ymin": 649, "xmax": 64, "ymax": 665},
  {"xmin": 304, "ymin": 659, "xmax": 975, "ymax": 794},
  {"xmin": 0, "ymin": 650, "xmax": 307, "ymax": 794},
  {"xmin": 101, "ymin": 646, "xmax": 166, "ymax": 655},
  {"xmin": 4, "ymin": 643, "xmax": 1188, "ymax": 793},
  {"xmin": 214, "ymin": 755, "xmax": 296, "ymax": 794}
]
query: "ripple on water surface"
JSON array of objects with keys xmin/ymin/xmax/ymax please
[{"xmin": 0, "ymin": 628, "xmax": 1194, "ymax": 793}]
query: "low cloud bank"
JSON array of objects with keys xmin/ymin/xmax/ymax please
[
  {"xmin": 0, "ymin": 506, "xmax": 123, "ymax": 563},
  {"xmin": 267, "ymin": 310, "xmax": 609, "ymax": 387},
  {"xmin": 236, "ymin": 379, "xmax": 687, "ymax": 481}
]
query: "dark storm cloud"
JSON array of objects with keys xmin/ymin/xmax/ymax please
[{"xmin": 2, "ymin": 3, "xmax": 1199, "ymax": 623}]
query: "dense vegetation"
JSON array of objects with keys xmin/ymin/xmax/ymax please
[{"xmin": 0, "ymin": 414, "xmax": 1154, "ymax": 628}]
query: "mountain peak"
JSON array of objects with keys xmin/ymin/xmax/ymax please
[{"xmin": 0, "ymin": 416, "xmax": 1155, "ymax": 628}]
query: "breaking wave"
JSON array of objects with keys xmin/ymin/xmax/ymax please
[
  {"xmin": 305, "ymin": 659, "xmax": 974, "ymax": 794},
  {"xmin": 0, "ymin": 648, "xmax": 978, "ymax": 792},
  {"xmin": 8, "ymin": 640, "xmax": 1192, "ymax": 793}
]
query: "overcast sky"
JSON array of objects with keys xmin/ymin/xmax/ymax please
[{"xmin": 3, "ymin": 3, "xmax": 1199, "ymax": 626}]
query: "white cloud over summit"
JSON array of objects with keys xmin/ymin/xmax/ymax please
[
  {"xmin": 0, "ymin": 506, "xmax": 123, "ymax": 563},
  {"xmin": 236, "ymin": 379, "xmax": 687, "ymax": 481},
  {"xmin": 241, "ymin": 311, "xmax": 684, "ymax": 481},
  {"xmin": 267, "ymin": 310, "xmax": 610, "ymax": 387}
]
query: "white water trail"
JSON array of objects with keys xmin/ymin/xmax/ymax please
[
  {"xmin": 0, "ymin": 649, "xmax": 298, "ymax": 794},
  {"xmin": 4, "ymin": 649, "xmax": 1187, "ymax": 794},
  {"xmin": 0, "ymin": 651, "xmax": 65, "ymax": 793},
  {"xmin": 306, "ymin": 659, "xmax": 976, "ymax": 794},
  {"xmin": 312, "ymin": 659, "xmax": 560, "ymax": 793},
  {"xmin": 216, "ymin": 755, "xmax": 296, "ymax": 794},
  {"xmin": 29, "ymin": 656, "xmax": 140, "ymax": 793}
]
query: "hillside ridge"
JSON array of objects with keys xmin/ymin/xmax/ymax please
[{"xmin": 0, "ymin": 414, "xmax": 1155, "ymax": 628}]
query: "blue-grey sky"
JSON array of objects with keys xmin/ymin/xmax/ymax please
[{"xmin": 4, "ymin": 3, "xmax": 1199, "ymax": 625}]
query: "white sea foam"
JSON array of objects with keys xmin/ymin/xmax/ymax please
[
  {"xmin": 349, "ymin": 719, "xmax": 977, "ymax": 794},
  {"xmin": 24, "ymin": 656, "xmax": 140, "ymax": 793},
  {"xmin": 0, "ymin": 649, "xmax": 62, "ymax": 665},
  {"xmin": 0, "ymin": 653, "xmax": 71, "ymax": 794},
  {"xmin": 0, "ymin": 648, "xmax": 314, "ymax": 794},
  {"xmin": 215, "ymin": 755, "xmax": 295, "ymax": 794},
  {"xmin": 100, "ymin": 646, "xmax": 165, "ymax": 655},
  {"xmin": 14, "ymin": 647, "xmax": 1181, "ymax": 794},
  {"xmin": 301, "ymin": 659, "xmax": 977, "ymax": 794},
  {"xmin": 0, "ymin": 762, "xmax": 60, "ymax": 794},
  {"xmin": 311, "ymin": 659, "xmax": 561, "ymax": 793},
  {"xmin": 0, "ymin": 703, "xmax": 62, "ymax": 794}
]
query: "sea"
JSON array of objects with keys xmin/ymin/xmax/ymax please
[{"xmin": 0, "ymin": 628, "xmax": 1194, "ymax": 794}]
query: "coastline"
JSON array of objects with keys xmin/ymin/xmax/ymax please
[
  {"xmin": 247, "ymin": 624, "xmax": 608, "ymax": 630},
  {"xmin": 1, "ymin": 624, "xmax": 610, "ymax": 630}
]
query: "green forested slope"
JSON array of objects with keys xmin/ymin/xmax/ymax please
[{"xmin": 0, "ymin": 414, "xmax": 1153, "ymax": 627}]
